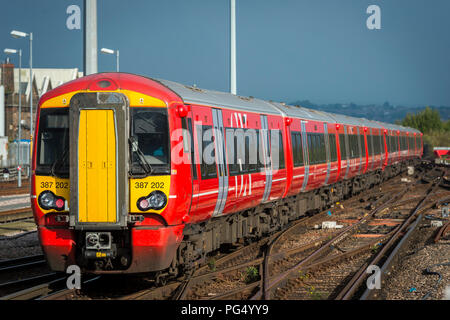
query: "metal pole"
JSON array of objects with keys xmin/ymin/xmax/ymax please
[
  {"xmin": 116, "ymin": 50, "xmax": 119, "ymax": 72},
  {"xmin": 18, "ymin": 49, "xmax": 22, "ymax": 188},
  {"xmin": 230, "ymin": 0, "xmax": 236, "ymax": 95},
  {"xmin": 84, "ymin": 0, "xmax": 98, "ymax": 75},
  {"xmin": 29, "ymin": 33, "xmax": 32, "ymax": 181}
]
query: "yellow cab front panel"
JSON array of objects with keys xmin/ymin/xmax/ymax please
[{"xmin": 78, "ymin": 109, "xmax": 117, "ymax": 223}]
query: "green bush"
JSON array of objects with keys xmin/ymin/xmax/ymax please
[{"xmin": 399, "ymin": 107, "xmax": 449, "ymax": 156}]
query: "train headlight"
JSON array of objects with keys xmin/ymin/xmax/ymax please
[
  {"xmin": 137, "ymin": 191, "xmax": 167, "ymax": 211},
  {"xmin": 38, "ymin": 191, "xmax": 65, "ymax": 211},
  {"xmin": 148, "ymin": 191, "xmax": 167, "ymax": 210}
]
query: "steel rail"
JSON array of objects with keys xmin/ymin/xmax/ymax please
[
  {"xmin": 338, "ymin": 173, "xmax": 444, "ymax": 300},
  {"xmin": 0, "ymin": 207, "xmax": 33, "ymax": 223},
  {"xmin": 0, "ymin": 254, "xmax": 46, "ymax": 272},
  {"xmin": 250, "ymin": 187, "xmax": 408, "ymax": 300},
  {"xmin": 173, "ymin": 210, "xmax": 330, "ymax": 300}
]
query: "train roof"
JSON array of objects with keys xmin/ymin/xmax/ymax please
[
  {"xmin": 270, "ymin": 102, "xmax": 335, "ymax": 122},
  {"xmin": 158, "ymin": 79, "xmax": 284, "ymax": 116},
  {"xmin": 158, "ymin": 78, "xmax": 424, "ymax": 135},
  {"xmin": 38, "ymin": 73, "xmax": 423, "ymax": 136}
]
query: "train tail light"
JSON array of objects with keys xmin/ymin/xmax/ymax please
[
  {"xmin": 55, "ymin": 198, "xmax": 65, "ymax": 210},
  {"xmin": 138, "ymin": 198, "xmax": 150, "ymax": 211},
  {"xmin": 38, "ymin": 191, "xmax": 66, "ymax": 211}
]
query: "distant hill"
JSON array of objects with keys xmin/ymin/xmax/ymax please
[{"xmin": 289, "ymin": 100, "xmax": 450, "ymax": 123}]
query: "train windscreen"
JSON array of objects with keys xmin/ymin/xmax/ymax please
[
  {"xmin": 130, "ymin": 107, "xmax": 170, "ymax": 176},
  {"xmin": 36, "ymin": 108, "xmax": 69, "ymax": 177}
]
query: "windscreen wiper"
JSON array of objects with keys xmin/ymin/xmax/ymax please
[
  {"xmin": 129, "ymin": 137, "xmax": 153, "ymax": 175},
  {"xmin": 50, "ymin": 149, "xmax": 69, "ymax": 177}
]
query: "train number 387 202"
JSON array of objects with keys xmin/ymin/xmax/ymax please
[
  {"xmin": 134, "ymin": 182, "xmax": 164, "ymax": 189},
  {"xmin": 40, "ymin": 182, "xmax": 69, "ymax": 189}
]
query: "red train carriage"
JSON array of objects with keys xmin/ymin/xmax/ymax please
[{"xmin": 32, "ymin": 73, "xmax": 422, "ymax": 275}]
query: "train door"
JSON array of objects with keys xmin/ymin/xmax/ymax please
[
  {"xmin": 362, "ymin": 128, "xmax": 368, "ymax": 173},
  {"xmin": 78, "ymin": 109, "xmax": 117, "ymax": 223},
  {"xmin": 190, "ymin": 106, "xmax": 219, "ymax": 219},
  {"xmin": 211, "ymin": 109, "xmax": 228, "ymax": 217},
  {"xmin": 343, "ymin": 125, "xmax": 350, "ymax": 179},
  {"xmin": 382, "ymin": 130, "xmax": 388, "ymax": 169},
  {"xmin": 300, "ymin": 121, "xmax": 309, "ymax": 192},
  {"xmin": 369, "ymin": 128, "xmax": 375, "ymax": 171},
  {"xmin": 182, "ymin": 114, "xmax": 199, "ymax": 213},
  {"xmin": 69, "ymin": 92, "xmax": 128, "ymax": 229},
  {"xmin": 323, "ymin": 122, "xmax": 331, "ymax": 185},
  {"xmin": 356, "ymin": 128, "xmax": 363, "ymax": 175},
  {"xmin": 260, "ymin": 115, "xmax": 272, "ymax": 202}
]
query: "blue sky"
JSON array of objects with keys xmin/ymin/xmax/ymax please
[{"xmin": 1, "ymin": 0, "xmax": 449, "ymax": 107}]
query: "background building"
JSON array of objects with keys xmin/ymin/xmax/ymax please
[{"xmin": 0, "ymin": 59, "xmax": 82, "ymax": 168}]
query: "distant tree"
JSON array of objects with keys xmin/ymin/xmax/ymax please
[
  {"xmin": 444, "ymin": 119, "xmax": 450, "ymax": 132},
  {"xmin": 401, "ymin": 106, "xmax": 442, "ymax": 134}
]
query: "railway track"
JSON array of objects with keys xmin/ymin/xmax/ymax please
[
  {"xmin": 0, "ymin": 254, "xmax": 62, "ymax": 299},
  {"xmin": 4, "ymin": 166, "xmax": 446, "ymax": 300},
  {"xmin": 41, "ymin": 178, "xmax": 394, "ymax": 301},
  {"xmin": 0, "ymin": 254, "xmax": 46, "ymax": 272},
  {"xmin": 172, "ymin": 167, "xmax": 446, "ymax": 300},
  {"xmin": 0, "ymin": 180, "xmax": 30, "ymax": 197},
  {"xmin": 0, "ymin": 207, "xmax": 33, "ymax": 224},
  {"xmin": 117, "ymin": 175, "xmax": 410, "ymax": 300}
]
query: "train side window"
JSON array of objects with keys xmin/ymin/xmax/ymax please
[
  {"xmin": 307, "ymin": 134, "xmax": 314, "ymax": 164},
  {"xmin": 360, "ymin": 135, "xmax": 366, "ymax": 157},
  {"xmin": 271, "ymin": 130, "xmax": 285, "ymax": 169},
  {"xmin": 370, "ymin": 135, "xmax": 375, "ymax": 156},
  {"xmin": 319, "ymin": 134, "xmax": 326, "ymax": 163},
  {"xmin": 200, "ymin": 125, "xmax": 217, "ymax": 179},
  {"xmin": 313, "ymin": 134, "xmax": 319, "ymax": 164},
  {"xmin": 348, "ymin": 135, "xmax": 354, "ymax": 159},
  {"xmin": 375, "ymin": 135, "xmax": 378, "ymax": 154},
  {"xmin": 373, "ymin": 135, "xmax": 377, "ymax": 155},
  {"xmin": 297, "ymin": 132, "xmax": 304, "ymax": 166},
  {"xmin": 226, "ymin": 128, "xmax": 240, "ymax": 176},
  {"xmin": 339, "ymin": 134, "xmax": 347, "ymax": 160},
  {"xmin": 291, "ymin": 131, "xmax": 304, "ymax": 167},
  {"xmin": 329, "ymin": 133, "xmax": 337, "ymax": 162},
  {"xmin": 257, "ymin": 130, "xmax": 265, "ymax": 170},
  {"xmin": 182, "ymin": 118, "xmax": 197, "ymax": 180},
  {"xmin": 246, "ymin": 130, "xmax": 258, "ymax": 173},
  {"xmin": 291, "ymin": 132, "xmax": 297, "ymax": 167},
  {"xmin": 372, "ymin": 135, "xmax": 376, "ymax": 155},
  {"xmin": 310, "ymin": 134, "xmax": 316, "ymax": 164},
  {"xmin": 353, "ymin": 135, "xmax": 360, "ymax": 159},
  {"xmin": 356, "ymin": 135, "xmax": 361, "ymax": 158}
]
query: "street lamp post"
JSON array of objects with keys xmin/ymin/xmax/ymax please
[
  {"xmin": 100, "ymin": 48, "xmax": 119, "ymax": 72},
  {"xmin": 11, "ymin": 30, "xmax": 32, "ymax": 181},
  {"xmin": 4, "ymin": 48, "xmax": 22, "ymax": 188},
  {"xmin": 230, "ymin": 0, "xmax": 236, "ymax": 95}
]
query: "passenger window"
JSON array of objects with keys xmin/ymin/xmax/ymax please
[
  {"xmin": 339, "ymin": 134, "xmax": 347, "ymax": 160},
  {"xmin": 200, "ymin": 125, "xmax": 217, "ymax": 179}
]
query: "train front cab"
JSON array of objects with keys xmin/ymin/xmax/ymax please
[{"xmin": 32, "ymin": 76, "xmax": 188, "ymax": 273}]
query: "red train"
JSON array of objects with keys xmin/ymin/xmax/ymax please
[{"xmin": 31, "ymin": 73, "xmax": 423, "ymax": 275}]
